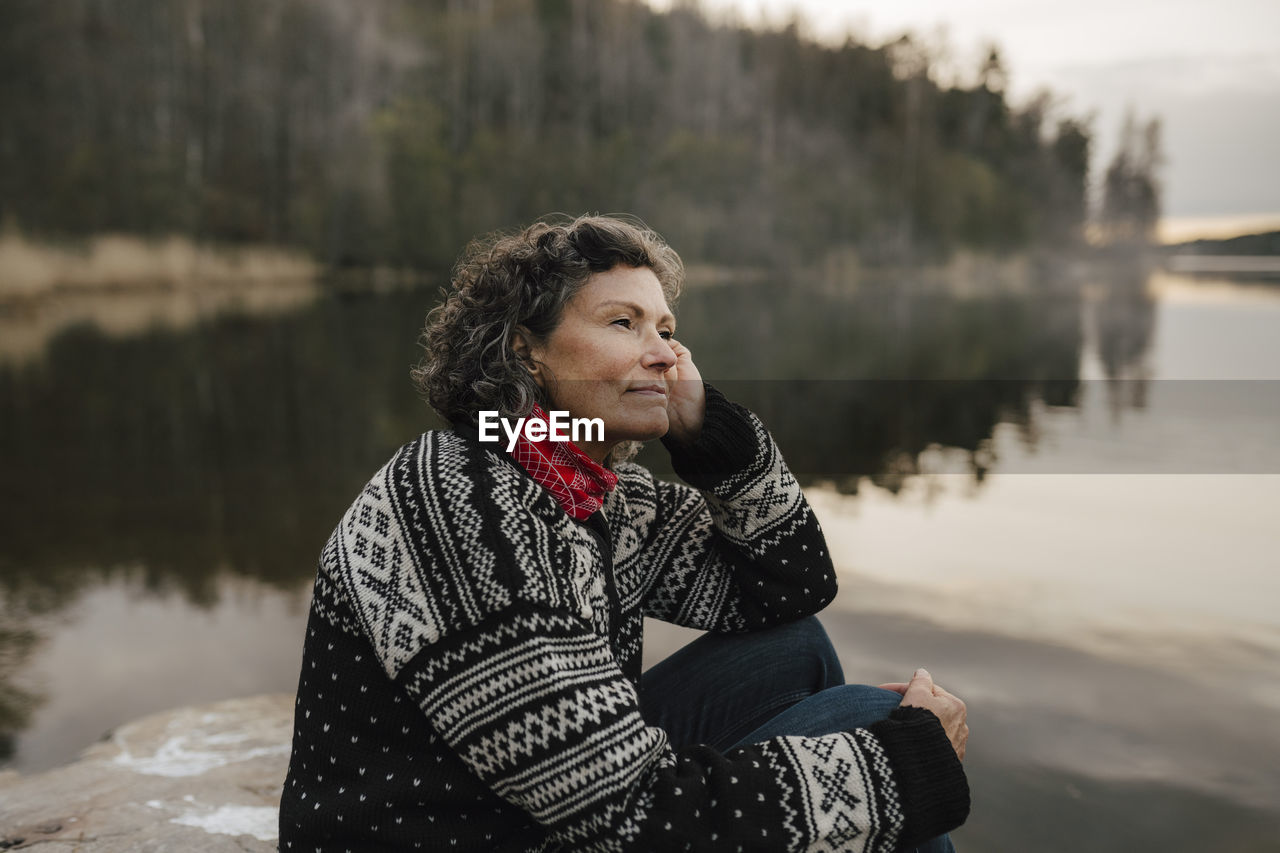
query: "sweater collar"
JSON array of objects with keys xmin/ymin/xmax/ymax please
[{"xmin": 505, "ymin": 404, "xmax": 618, "ymax": 520}]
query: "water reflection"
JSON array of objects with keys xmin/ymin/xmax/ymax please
[
  {"xmin": 0, "ymin": 289, "xmax": 441, "ymax": 595},
  {"xmin": 0, "ymin": 286, "xmax": 441, "ymax": 764},
  {"xmin": 0, "ymin": 278, "xmax": 321, "ymax": 368},
  {"xmin": 1092, "ymin": 261, "xmax": 1157, "ymax": 383},
  {"xmin": 637, "ymin": 271, "xmax": 1086, "ymax": 493},
  {"xmin": 0, "ymin": 621, "xmax": 38, "ymax": 763},
  {"xmin": 0, "ymin": 271, "xmax": 1093, "ymax": 594}
]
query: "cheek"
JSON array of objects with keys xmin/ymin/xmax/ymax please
[
  {"xmin": 549, "ymin": 379, "xmax": 616, "ymax": 421},
  {"xmin": 583, "ymin": 344, "xmax": 633, "ymax": 380},
  {"xmin": 547, "ymin": 338, "xmax": 622, "ymax": 380}
]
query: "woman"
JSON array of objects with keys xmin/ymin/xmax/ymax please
[{"xmin": 279, "ymin": 215, "xmax": 970, "ymax": 852}]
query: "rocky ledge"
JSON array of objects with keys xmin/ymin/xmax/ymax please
[{"xmin": 0, "ymin": 694, "xmax": 293, "ymax": 852}]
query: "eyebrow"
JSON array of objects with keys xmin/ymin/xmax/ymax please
[{"xmin": 597, "ymin": 300, "xmax": 676, "ymax": 328}]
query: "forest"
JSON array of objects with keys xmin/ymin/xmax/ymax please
[{"xmin": 0, "ymin": 0, "xmax": 1102, "ymax": 271}]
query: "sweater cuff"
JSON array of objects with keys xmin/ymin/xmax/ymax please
[
  {"xmin": 660, "ymin": 383, "xmax": 761, "ymax": 488},
  {"xmin": 867, "ymin": 706, "xmax": 970, "ymax": 847}
]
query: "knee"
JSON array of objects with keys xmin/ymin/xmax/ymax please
[
  {"xmin": 777, "ymin": 616, "xmax": 844, "ymax": 688},
  {"xmin": 825, "ymin": 684, "xmax": 904, "ymax": 725},
  {"xmin": 766, "ymin": 684, "xmax": 904, "ymax": 738}
]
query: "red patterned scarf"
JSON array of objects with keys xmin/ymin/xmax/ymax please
[{"xmin": 506, "ymin": 404, "xmax": 618, "ymax": 520}]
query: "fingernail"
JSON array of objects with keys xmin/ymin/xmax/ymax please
[{"xmin": 915, "ymin": 667, "xmax": 929, "ymax": 678}]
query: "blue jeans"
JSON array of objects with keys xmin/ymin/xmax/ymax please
[{"xmin": 639, "ymin": 616, "xmax": 956, "ymax": 853}]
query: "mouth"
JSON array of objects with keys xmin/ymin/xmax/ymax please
[{"xmin": 626, "ymin": 384, "xmax": 667, "ymax": 398}]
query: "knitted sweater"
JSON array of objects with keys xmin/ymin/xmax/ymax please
[{"xmin": 279, "ymin": 386, "xmax": 969, "ymax": 852}]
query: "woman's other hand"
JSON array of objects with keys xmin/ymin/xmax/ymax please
[
  {"xmin": 878, "ymin": 668, "xmax": 969, "ymax": 761},
  {"xmin": 663, "ymin": 339, "xmax": 705, "ymax": 446}
]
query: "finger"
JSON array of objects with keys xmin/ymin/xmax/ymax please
[
  {"xmin": 907, "ymin": 668, "xmax": 934, "ymax": 690},
  {"xmin": 877, "ymin": 682, "xmax": 910, "ymax": 695},
  {"xmin": 900, "ymin": 670, "xmax": 938, "ymax": 709}
]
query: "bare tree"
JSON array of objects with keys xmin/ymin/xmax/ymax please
[{"xmin": 1100, "ymin": 108, "xmax": 1163, "ymax": 247}]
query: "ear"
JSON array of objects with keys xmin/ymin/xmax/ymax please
[{"xmin": 510, "ymin": 326, "xmax": 545, "ymax": 387}]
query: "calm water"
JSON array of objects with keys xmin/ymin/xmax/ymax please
[{"xmin": 2, "ymin": 262, "xmax": 1278, "ymax": 849}]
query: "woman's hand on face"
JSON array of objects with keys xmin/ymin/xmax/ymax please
[
  {"xmin": 878, "ymin": 668, "xmax": 969, "ymax": 761},
  {"xmin": 662, "ymin": 339, "xmax": 705, "ymax": 447}
]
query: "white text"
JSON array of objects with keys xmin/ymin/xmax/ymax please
[{"xmin": 477, "ymin": 410, "xmax": 604, "ymax": 451}]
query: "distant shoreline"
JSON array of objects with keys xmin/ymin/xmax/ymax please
[
  {"xmin": 1158, "ymin": 213, "xmax": 1280, "ymax": 245},
  {"xmin": 4, "ymin": 230, "xmax": 1277, "ymax": 310},
  {"xmin": 0, "ymin": 232, "xmax": 319, "ymax": 303},
  {"xmin": 0, "ymin": 231, "xmax": 1069, "ymax": 302}
]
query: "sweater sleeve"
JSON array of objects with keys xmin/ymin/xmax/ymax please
[
  {"xmin": 639, "ymin": 383, "xmax": 839, "ymax": 632},
  {"xmin": 394, "ymin": 599, "xmax": 967, "ymax": 852}
]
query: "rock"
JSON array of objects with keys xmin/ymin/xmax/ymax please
[{"xmin": 0, "ymin": 694, "xmax": 294, "ymax": 852}]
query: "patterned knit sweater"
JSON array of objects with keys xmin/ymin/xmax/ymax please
[{"xmin": 279, "ymin": 386, "xmax": 969, "ymax": 852}]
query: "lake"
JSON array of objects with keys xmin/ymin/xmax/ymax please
[{"xmin": 1, "ymin": 259, "xmax": 1277, "ymax": 850}]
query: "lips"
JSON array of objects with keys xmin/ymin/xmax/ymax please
[{"xmin": 626, "ymin": 384, "xmax": 667, "ymax": 397}]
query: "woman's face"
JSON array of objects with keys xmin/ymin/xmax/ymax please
[{"xmin": 521, "ymin": 265, "xmax": 677, "ymax": 462}]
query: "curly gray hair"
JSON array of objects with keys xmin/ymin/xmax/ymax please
[{"xmin": 413, "ymin": 214, "xmax": 685, "ymax": 431}]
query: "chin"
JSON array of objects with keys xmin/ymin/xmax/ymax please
[{"xmin": 611, "ymin": 411, "xmax": 669, "ymax": 444}]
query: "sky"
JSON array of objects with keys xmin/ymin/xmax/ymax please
[{"xmin": 648, "ymin": 0, "xmax": 1280, "ymax": 241}]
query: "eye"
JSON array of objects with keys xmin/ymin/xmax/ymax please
[
  {"xmin": 658, "ymin": 330, "xmax": 674, "ymax": 340},
  {"xmin": 611, "ymin": 317, "xmax": 632, "ymax": 329}
]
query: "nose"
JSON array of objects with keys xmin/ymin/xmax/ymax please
[{"xmin": 641, "ymin": 330, "xmax": 677, "ymax": 371}]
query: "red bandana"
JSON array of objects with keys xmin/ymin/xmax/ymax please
[{"xmin": 506, "ymin": 404, "xmax": 618, "ymax": 520}]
